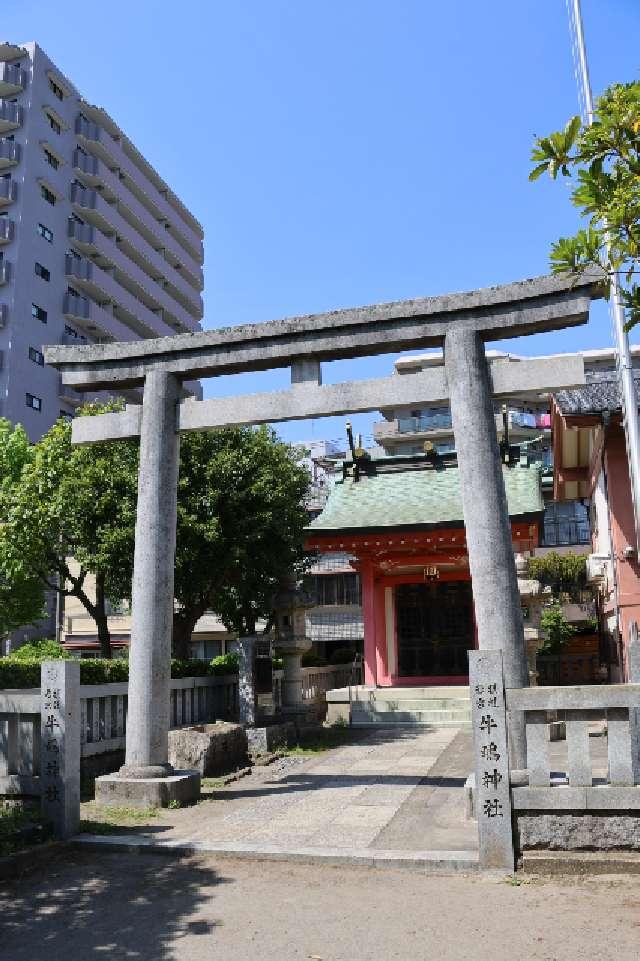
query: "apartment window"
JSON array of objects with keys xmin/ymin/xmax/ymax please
[
  {"xmin": 28, "ymin": 346, "xmax": 45, "ymax": 366},
  {"xmin": 59, "ymin": 410, "xmax": 73, "ymax": 422},
  {"xmin": 311, "ymin": 573, "xmax": 362, "ymax": 607},
  {"xmin": 67, "ymin": 285, "xmax": 80, "ymax": 297},
  {"xmin": 43, "ymin": 148, "xmax": 60, "ymax": 170},
  {"xmin": 25, "ymin": 393, "xmax": 42, "ymax": 412},
  {"xmin": 40, "ymin": 185, "xmax": 56, "ymax": 206},
  {"xmin": 542, "ymin": 500, "xmax": 591, "ymax": 548},
  {"xmin": 46, "ymin": 113, "xmax": 62, "ymax": 135},
  {"xmin": 75, "ymin": 144, "xmax": 88, "ymax": 157},
  {"xmin": 32, "ymin": 303, "xmax": 47, "ymax": 323},
  {"xmin": 64, "ymin": 324, "xmax": 79, "ymax": 338},
  {"xmin": 48, "ymin": 77, "xmax": 65, "ymax": 101},
  {"xmin": 35, "ymin": 262, "xmax": 50, "ymax": 281},
  {"xmin": 37, "ymin": 222, "xmax": 53, "ymax": 243}
]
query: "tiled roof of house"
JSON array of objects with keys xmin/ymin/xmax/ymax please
[
  {"xmin": 306, "ymin": 457, "xmax": 543, "ymax": 534},
  {"xmin": 554, "ymin": 371, "xmax": 640, "ymax": 416}
]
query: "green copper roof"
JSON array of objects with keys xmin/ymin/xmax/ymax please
[{"xmin": 306, "ymin": 461, "xmax": 543, "ymax": 534}]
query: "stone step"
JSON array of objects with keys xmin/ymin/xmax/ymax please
[
  {"xmin": 351, "ymin": 708, "xmax": 471, "ymax": 727},
  {"xmin": 351, "ymin": 686, "xmax": 470, "ymax": 700},
  {"xmin": 359, "ymin": 698, "xmax": 470, "ymax": 712}
]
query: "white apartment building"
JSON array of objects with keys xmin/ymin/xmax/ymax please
[{"xmin": 0, "ymin": 41, "xmax": 204, "ymax": 440}]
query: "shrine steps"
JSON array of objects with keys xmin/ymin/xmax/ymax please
[{"xmin": 339, "ymin": 686, "xmax": 472, "ymax": 727}]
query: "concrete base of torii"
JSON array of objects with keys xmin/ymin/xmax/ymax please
[{"xmin": 95, "ymin": 770, "xmax": 200, "ymax": 809}]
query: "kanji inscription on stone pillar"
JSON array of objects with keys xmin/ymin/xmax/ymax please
[{"xmin": 468, "ymin": 649, "xmax": 514, "ymax": 870}]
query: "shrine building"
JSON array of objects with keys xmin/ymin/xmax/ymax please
[{"xmin": 305, "ymin": 449, "xmax": 543, "ymax": 688}]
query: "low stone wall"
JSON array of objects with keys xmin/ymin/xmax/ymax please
[
  {"xmin": 516, "ymin": 812, "xmax": 640, "ymax": 851},
  {"xmin": 168, "ymin": 722, "xmax": 248, "ymax": 776},
  {"xmin": 246, "ymin": 721, "xmax": 295, "ymax": 757}
]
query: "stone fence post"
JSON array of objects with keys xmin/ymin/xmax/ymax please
[
  {"xmin": 40, "ymin": 660, "xmax": 80, "ymax": 839},
  {"xmin": 469, "ymin": 650, "xmax": 515, "ymax": 871}
]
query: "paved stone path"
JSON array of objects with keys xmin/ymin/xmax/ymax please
[{"xmin": 89, "ymin": 726, "xmax": 478, "ymax": 854}]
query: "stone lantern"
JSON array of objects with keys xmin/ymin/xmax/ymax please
[{"xmin": 273, "ymin": 574, "xmax": 314, "ymax": 715}]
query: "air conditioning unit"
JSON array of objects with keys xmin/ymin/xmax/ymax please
[{"xmin": 586, "ymin": 553, "xmax": 609, "ymax": 584}]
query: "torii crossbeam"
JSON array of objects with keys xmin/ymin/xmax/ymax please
[{"xmin": 45, "ymin": 272, "xmax": 602, "ymax": 789}]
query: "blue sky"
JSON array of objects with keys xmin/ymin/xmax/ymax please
[{"xmin": 6, "ymin": 0, "xmax": 640, "ymax": 447}]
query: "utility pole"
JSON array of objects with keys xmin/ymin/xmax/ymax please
[{"xmin": 568, "ymin": 0, "xmax": 640, "ymax": 550}]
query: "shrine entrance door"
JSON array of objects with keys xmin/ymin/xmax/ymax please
[{"xmin": 395, "ymin": 580, "xmax": 474, "ymax": 681}]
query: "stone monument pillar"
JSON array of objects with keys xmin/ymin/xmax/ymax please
[{"xmin": 445, "ymin": 329, "xmax": 529, "ymax": 769}]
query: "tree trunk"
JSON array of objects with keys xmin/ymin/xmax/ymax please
[
  {"xmin": 94, "ymin": 571, "xmax": 112, "ymax": 659},
  {"xmin": 172, "ymin": 611, "xmax": 199, "ymax": 660}
]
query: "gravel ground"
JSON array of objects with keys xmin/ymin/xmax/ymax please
[{"xmin": 2, "ymin": 849, "xmax": 640, "ymax": 961}]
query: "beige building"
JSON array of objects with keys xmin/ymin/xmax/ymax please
[{"xmin": 62, "ymin": 570, "xmax": 235, "ymax": 660}]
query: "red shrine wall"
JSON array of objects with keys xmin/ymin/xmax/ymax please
[
  {"xmin": 603, "ymin": 423, "xmax": 640, "ymax": 681},
  {"xmin": 307, "ymin": 521, "xmax": 538, "ymax": 688}
]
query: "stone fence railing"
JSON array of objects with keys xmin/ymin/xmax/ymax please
[
  {"xmin": 272, "ymin": 664, "xmax": 356, "ymax": 710},
  {"xmin": 469, "ymin": 650, "xmax": 640, "ymax": 872},
  {"xmin": 505, "ymin": 684, "xmax": 640, "ymax": 802}
]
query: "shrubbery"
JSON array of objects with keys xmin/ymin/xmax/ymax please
[
  {"xmin": 209, "ymin": 652, "xmax": 239, "ymax": 675},
  {"xmin": 0, "ymin": 650, "xmax": 240, "ymax": 689},
  {"xmin": 0, "ymin": 643, "xmax": 344, "ymax": 688},
  {"xmin": 8, "ymin": 638, "xmax": 69, "ymax": 661}
]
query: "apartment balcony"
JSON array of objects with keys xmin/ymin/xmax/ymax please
[
  {"xmin": 72, "ymin": 148, "xmax": 99, "ymax": 177},
  {"xmin": 74, "ymin": 150, "xmax": 203, "ymax": 290},
  {"xmin": 70, "ymin": 183, "xmax": 203, "ymax": 320},
  {"xmin": 59, "ymin": 331, "xmax": 88, "ymax": 346},
  {"xmin": 0, "ymin": 260, "xmax": 11, "ymax": 284},
  {"xmin": 67, "ymin": 219, "xmax": 199, "ymax": 333},
  {"xmin": 373, "ymin": 420, "xmax": 399, "ymax": 441},
  {"xmin": 74, "ymin": 114, "xmax": 102, "ymax": 145},
  {"xmin": 0, "ymin": 138, "xmax": 20, "ymax": 169},
  {"xmin": 0, "ymin": 177, "xmax": 16, "ymax": 207},
  {"xmin": 0, "ymin": 63, "xmax": 26, "ymax": 97},
  {"xmin": 63, "ymin": 291, "xmax": 137, "ymax": 343},
  {"xmin": 398, "ymin": 412, "xmax": 453, "ymax": 433},
  {"xmin": 65, "ymin": 254, "xmax": 178, "ymax": 340},
  {"xmin": 67, "ymin": 217, "xmax": 96, "ymax": 248},
  {"xmin": 75, "ymin": 111, "xmax": 203, "ymax": 263},
  {"xmin": 0, "ymin": 100, "xmax": 22, "ymax": 133},
  {"xmin": 58, "ymin": 374, "xmax": 84, "ymax": 406},
  {"xmin": 0, "ymin": 217, "xmax": 14, "ymax": 244}
]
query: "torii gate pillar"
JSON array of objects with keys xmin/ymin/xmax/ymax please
[
  {"xmin": 445, "ymin": 329, "xmax": 528, "ymax": 766},
  {"xmin": 120, "ymin": 370, "xmax": 181, "ymax": 778}
]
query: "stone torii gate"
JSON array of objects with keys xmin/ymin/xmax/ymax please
[{"xmin": 45, "ymin": 273, "xmax": 602, "ymax": 800}]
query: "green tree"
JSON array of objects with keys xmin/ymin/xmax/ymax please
[
  {"xmin": 528, "ymin": 551, "xmax": 587, "ymax": 602},
  {"xmin": 1, "ymin": 413, "xmax": 310, "ymax": 660},
  {"xmin": 530, "ymin": 81, "xmax": 640, "ymax": 328},
  {"xmin": 0, "ymin": 406, "xmax": 139, "ymax": 658},
  {"xmin": 171, "ymin": 426, "xmax": 310, "ymax": 658},
  {"xmin": 0, "ymin": 421, "xmax": 46, "ymax": 636},
  {"xmin": 539, "ymin": 604, "xmax": 575, "ymax": 655}
]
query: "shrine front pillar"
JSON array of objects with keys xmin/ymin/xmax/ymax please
[{"xmin": 361, "ymin": 560, "xmax": 378, "ymax": 686}]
